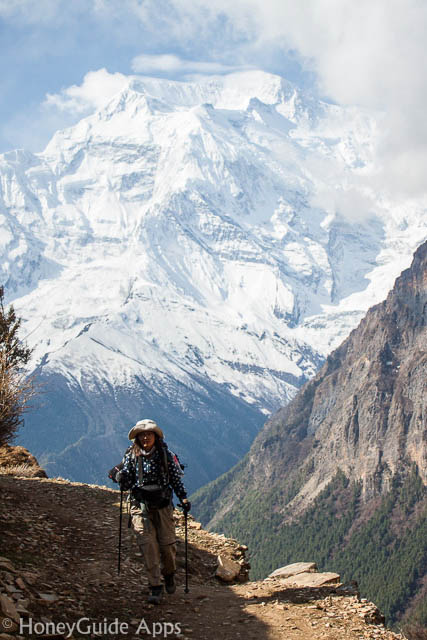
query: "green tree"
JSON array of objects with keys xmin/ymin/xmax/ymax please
[
  {"xmin": 0, "ymin": 286, "xmax": 32, "ymax": 368},
  {"xmin": 0, "ymin": 286, "xmax": 35, "ymax": 445}
]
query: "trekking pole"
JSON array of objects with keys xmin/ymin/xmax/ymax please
[
  {"xmin": 118, "ymin": 488, "xmax": 123, "ymax": 575},
  {"xmin": 184, "ymin": 508, "xmax": 189, "ymax": 593},
  {"xmin": 178, "ymin": 504, "xmax": 189, "ymax": 593}
]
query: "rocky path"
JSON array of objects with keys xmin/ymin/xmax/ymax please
[{"xmin": 0, "ymin": 476, "xmax": 405, "ymax": 640}]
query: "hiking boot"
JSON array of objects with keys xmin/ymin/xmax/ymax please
[
  {"xmin": 164, "ymin": 573, "xmax": 176, "ymax": 594},
  {"xmin": 147, "ymin": 585, "xmax": 163, "ymax": 604}
]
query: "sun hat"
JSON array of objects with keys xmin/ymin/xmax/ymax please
[{"xmin": 128, "ymin": 419, "xmax": 164, "ymax": 440}]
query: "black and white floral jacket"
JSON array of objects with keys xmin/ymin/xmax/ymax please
[{"xmin": 118, "ymin": 443, "xmax": 187, "ymax": 503}]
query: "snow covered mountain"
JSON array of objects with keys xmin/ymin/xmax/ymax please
[{"xmin": 0, "ymin": 70, "xmax": 425, "ymax": 490}]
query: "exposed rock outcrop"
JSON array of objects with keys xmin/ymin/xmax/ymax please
[
  {"xmin": 269, "ymin": 562, "xmax": 318, "ymax": 579},
  {"xmin": 195, "ymin": 241, "xmax": 426, "ymax": 521},
  {"xmin": 193, "ymin": 241, "xmax": 427, "ymax": 627}
]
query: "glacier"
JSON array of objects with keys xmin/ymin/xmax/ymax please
[{"xmin": 0, "ymin": 70, "xmax": 426, "ymax": 491}]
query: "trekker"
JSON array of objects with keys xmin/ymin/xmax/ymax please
[{"xmin": 109, "ymin": 419, "xmax": 190, "ymax": 604}]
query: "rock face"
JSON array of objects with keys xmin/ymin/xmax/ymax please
[
  {"xmin": 270, "ymin": 239, "xmax": 425, "ymax": 503},
  {"xmin": 196, "ymin": 241, "xmax": 426, "ymax": 523},
  {"xmin": 193, "ymin": 241, "xmax": 427, "ymax": 625}
]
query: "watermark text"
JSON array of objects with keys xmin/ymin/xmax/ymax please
[{"xmin": 17, "ymin": 617, "xmax": 182, "ymax": 637}]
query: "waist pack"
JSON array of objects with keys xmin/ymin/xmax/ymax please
[{"xmin": 132, "ymin": 484, "xmax": 172, "ymax": 509}]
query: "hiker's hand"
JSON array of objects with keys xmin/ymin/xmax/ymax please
[
  {"xmin": 181, "ymin": 499, "xmax": 191, "ymax": 514},
  {"xmin": 108, "ymin": 461, "xmax": 124, "ymax": 483},
  {"xmin": 108, "ymin": 466, "xmax": 121, "ymax": 482},
  {"xmin": 118, "ymin": 470, "xmax": 132, "ymax": 491}
]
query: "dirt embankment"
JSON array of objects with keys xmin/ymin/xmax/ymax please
[{"xmin": 0, "ymin": 475, "xmax": 407, "ymax": 640}]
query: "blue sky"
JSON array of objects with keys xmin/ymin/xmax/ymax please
[
  {"xmin": 0, "ymin": 1, "xmax": 314, "ymax": 153},
  {"xmin": 1, "ymin": 0, "xmax": 427, "ymax": 197}
]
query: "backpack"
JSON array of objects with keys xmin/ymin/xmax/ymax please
[{"xmin": 169, "ymin": 449, "xmax": 185, "ymax": 477}]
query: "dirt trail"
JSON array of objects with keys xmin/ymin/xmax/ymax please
[{"xmin": 0, "ymin": 476, "xmax": 405, "ymax": 640}]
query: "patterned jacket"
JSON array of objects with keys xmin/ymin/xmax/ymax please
[{"xmin": 120, "ymin": 444, "xmax": 187, "ymax": 502}]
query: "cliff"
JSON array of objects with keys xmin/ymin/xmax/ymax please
[{"xmin": 193, "ymin": 241, "xmax": 427, "ymax": 627}]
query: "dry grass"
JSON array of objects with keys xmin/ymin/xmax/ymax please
[{"xmin": 0, "ymin": 463, "xmax": 44, "ymax": 477}]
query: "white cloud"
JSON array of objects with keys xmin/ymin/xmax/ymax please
[
  {"xmin": 311, "ymin": 185, "xmax": 377, "ymax": 223},
  {"xmin": 131, "ymin": 53, "xmax": 250, "ymax": 76},
  {"xmin": 265, "ymin": 2, "xmax": 427, "ymax": 198},
  {"xmin": 3, "ymin": 0, "xmax": 427, "ymax": 198},
  {"xmin": 147, "ymin": 0, "xmax": 427, "ymax": 197},
  {"xmin": 44, "ymin": 68, "xmax": 128, "ymax": 115}
]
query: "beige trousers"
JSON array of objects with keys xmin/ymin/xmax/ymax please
[{"xmin": 130, "ymin": 498, "xmax": 177, "ymax": 587}]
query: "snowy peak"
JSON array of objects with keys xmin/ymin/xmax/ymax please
[
  {"xmin": 1, "ymin": 70, "xmax": 426, "ymax": 486},
  {"xmin": 1, "ymin": 71, "xmax": 425, "ymax": 351},
  {"xmin": 43, "ymin": 70, "xmax": 313, "ymax": 161},
  {"xmin": 127, "ymin": 70, "xmax": 294, "ymax": 111}
]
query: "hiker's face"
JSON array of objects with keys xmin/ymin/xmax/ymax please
[{"xmin": 138, "ymin": 431, "xmax": 156, "ymax": 451}]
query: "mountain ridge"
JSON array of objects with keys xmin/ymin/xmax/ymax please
[
  {"xmin": 194, "ymin": 241, "xmax": 427, "ymax": 519},
  {"xmin": 192, "ymin": 241, "xmax": 427, "ymax": 625},
  {"xmin": 1, "ymin": 70, "xmax": 426, "ymax": 488}
]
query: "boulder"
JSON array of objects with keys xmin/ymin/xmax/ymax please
[
  {"xmin": 268, "ymin": 562, "xmax": 317, "ymax": 579},
  {"xmin": 215, "ymin": 555, "xmax": 241, "ymax": 582},
  {"xmin": 281, "ymin": 572, "xmax": 341, "ymax": 587}
]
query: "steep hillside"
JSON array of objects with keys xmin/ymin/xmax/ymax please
[
  {"xmin": 1, "ymin": 71, "xmax": 426, "ymax": 489},
  {"xmin": 193, "ymin": 241, "xmax": 427, "ymax": 627}
]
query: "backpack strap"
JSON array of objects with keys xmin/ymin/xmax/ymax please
[
  {"xmin": 137, "ymin": 455, "xmax": 143, "ymax": 485},
  {"xmin": 160, "ymin": 444, "xmax": 169, "ymax": 485}
]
